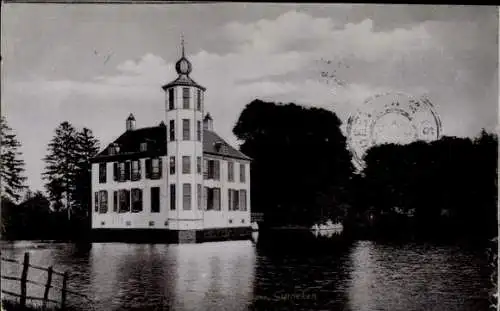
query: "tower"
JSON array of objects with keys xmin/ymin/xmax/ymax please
[{"xmin": 162, "ymin": 36, "xmax": 206, "ymax": 231}]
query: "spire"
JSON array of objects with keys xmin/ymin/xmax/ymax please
[
  {"xmin": 181, "ymin": 33, "xmax": 185, "ymax": 58},
  {"xmin": 175, "ymin": 34, "xmax": 192, "ymax": 76}
]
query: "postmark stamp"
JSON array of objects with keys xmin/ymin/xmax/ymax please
[{"xmin": 346, "ymin": 92, "xmax": 442, "ymax": 167}]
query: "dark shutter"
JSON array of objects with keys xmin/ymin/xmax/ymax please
[
  {"xmin": 125, "ymin": 161, "xmax": 131, "ymax": 180},
  {"xmin": 126, "ymin": 190, "xmax": 131, "ymax": 212},
  {"xmin": 113, "ymin": 191, "xmax": 118, "ymax": 212},
  {"xmin": 113, "ymin": 163, "xmax": 118, "ymax": 181},
  {"xmin": 158, "ymin": 158, "xmax": 163, "ymax": 178},
  {"xmin": 138, "ymin": 160, "xmax": 142, "ymax": 179},
  {"xmin": 94, "ymin": 192, "xmax": 99, "ymax": 212},
  {"xmin": 146, "ymin": 159, "xmax": 152, "ymax": 179}
]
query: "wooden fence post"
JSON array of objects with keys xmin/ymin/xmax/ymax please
[
  {"xmin": 20, "ymin": 252, "xmax": 30, "ymax": 307},
  {"xmin": 61, "ymin": 271, "xmax": 68, "ymax": 309},
  {"xmin": 43, "ymin": 266, "xmax": 53, "ymax": 310}
]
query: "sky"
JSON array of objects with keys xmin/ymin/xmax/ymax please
[{"xmin": 1, "ymin": 4, "xmax": 498, "ymax": 192}]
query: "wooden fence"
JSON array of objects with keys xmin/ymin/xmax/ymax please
[{"xmin": 1, "ymin": 252, "xmax": 91, "ymax": 310}]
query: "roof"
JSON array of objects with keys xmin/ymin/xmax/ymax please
[
  {"xmin": 161, "ymin": 74, "xmax": 206, "ymax": 91},
  {"xmin": 203, "ymin": 130, "xmax": 251, "ymax": 160},
  {"xmin": 91, "ymin": 125, "xmax": 251, "ymax": 163}
]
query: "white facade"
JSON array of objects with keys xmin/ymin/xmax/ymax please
[
  {"xmin": 91, "ymin": 46, "xmax": 251, "ymax": 232},
  {"xmin": 90, "ymin": 155, "xmax": 251, "ymax": 231}
]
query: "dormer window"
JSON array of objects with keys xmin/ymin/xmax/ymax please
[
  {"xmin": 214, "ymin": 142, "xmax": 222, "ymax": 152},
  {"xmin": 140, "ymin": 142, "xmax": 148, "ymax": 152},
  {"xmin": 108, "ymin": 143, "xmax": 120, "ymax": 155}
]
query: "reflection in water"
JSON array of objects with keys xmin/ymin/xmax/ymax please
[
  {"xmin": 347, "ymin": 241, "xmax": 491, "ymax": 311},
  {"xmin": 0, "ymin": 238, "xmax": 492, "ymax": 311}
]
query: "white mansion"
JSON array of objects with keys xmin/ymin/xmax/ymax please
[{"xmin": 90, "ymin": 45, "xmax": 252, "ymax": 243}]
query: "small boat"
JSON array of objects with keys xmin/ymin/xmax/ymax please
[
  {"xmin": 251, "ymin": 222, "xmax": 259, "ymax": 232},
  {"xmin": 310, "ymin": 220, "xmax": 343, "ymax": 233}
]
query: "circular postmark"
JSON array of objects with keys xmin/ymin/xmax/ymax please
[{"xmin": 346, "ymin": 92, "xmax": 442, "ymax": 168}]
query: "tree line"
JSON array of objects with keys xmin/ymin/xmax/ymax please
[
  {"xmin": 1, "ymin": 99, "xmax": 497, "ymax": 241},
  {"xmin": 1, "ymin": 118, "xmax": 99, "ymax": 240},
  {"xmin": 234, "ymin": 99, "xmax": 497, "ymax": 240}
]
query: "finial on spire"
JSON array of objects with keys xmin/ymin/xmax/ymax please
[
  {"xmin": 181, "ymin": 33, "xmax": 185, "ymax": 58},
  {"xmin": 175, "ymin": 33, "xmax": 192, "ymax": 75}
]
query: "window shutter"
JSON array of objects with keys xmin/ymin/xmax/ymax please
[
  {"xmin": 146, "ymin": 159, "xmax": 152, "ymax": 179},
  {"xmin": 216, "ymin": 188, "xmax": 221, "ymax": 210},
  {"xmin": 94, "ymin": 192, "xmax": 99, "ymax": 212},
  {"xmin": 138, "ymin": 160, "xmax": 142, "ymax": 178},
  {"xmin": 125, "ymin": 161, "xmax": 131, "ymax": 180},
  {"xmin": 158, "ymin": 158, "xmax": 163, "ymax": 178},
  {"xmin": 113, "ymin": 191, "xmax": 118, "ymax": 212},
  {"xmin": 126, "ymin": 189, "xmax": 131, "ymax": 212},
  {"xmin": 215, "ymin": 161, "xmax": 220, "ymax": 180},
  {"xmin": 113, "ymin": 163, "xmax": 118, "ymax": 181},
  {"xmin": 203, "ymin": 187, "xmax": 208, "ymax": 210},
  {"xmin": 203, "ymin": 160, "xmax": 208, "ymax": 179}
]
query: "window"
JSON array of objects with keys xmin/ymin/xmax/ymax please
[
  {"xmin": 228, "ymin": 189, "xmax": 239, "ymax": 211},
  {"xmin": 214, "ymin": 188, "xmax": 221, "ymax": 211},
  {"xmin": 197, "ymin": 184, "xmax": 202, "ymax": 210},
  {"xmin": 169, "ymin": 120, "xmax": 175, "ymax": 141},
  {"xmin": 197, "ymin": 157, "xmax": 202, "ymax": 174},
  {"xmin": 183, "ymin": 183, "xmax": 191, "ymax": 210},
  {"xmin": 99, "ymin": 191, "xmax": 108, "ymax": 213},
  {"xmin": 240, "ymin": 190, "xmax": 247, "ymax": 211},
  {"xmin": 183, "ymin": 87, "xmax": 190, "ymax": 109},
  {"xmin": 151, "ymin": 187, "xmax": 160, "ymax": 213},
  {"xmin": 197, "ymin": 121, "xmax": 201, "ymax": 141},
  {"xmin": 131, "ymin": 160, "xmax": 141, "ymax": 181},
  {"xmin": 146, "ymin": 158, "xmax": 162, "ymax": 179},
  {"xmin": 228, "ymin": 161, "xmax": 234, "ymax": 182},
  {"xmin": 206, "ymin": 187, "xmax": 221, "ymax": 211},
  {"xmin": 113, "ymin": 191, "xmax": 118, "ymax": 212},
  {"xmin": 140, "ymin": 142, "xmax": 147, "ymax": 152},
  {"xmin": 182, "ymin": 119, "xmax": 190, "ymax": 140},
  {"xmin": 182, "ymin": 156, "xmax": 191, "ymax": 174},
  {"xmin": 170, "ymin": 184, "xmax": 176, "ymax": 210},
  {"xmin": 240, "ymin": 164, "xmax": 246, "ymax": 183},
  {"xmin": 99, "ymin": 163, "xmax": 106, "ymax": 183},
  {"xmin": 114, "ymin": 161, "xmax": 131, "ymax": 182},
  {"xmin": 168, "ymin": 88, "xmax": 175, "ymax": 110},
  {"xmin": 119, "ymin": 189, "xmax": 130, "ymax": 213},
  {"xmin": 131, "ymin": 188, "xmax": 143, "ymax": 213},
  {"xmin": 233, "ymin": 190, "xmax": 239, "ymax": 211},
  {"xmin": 170, "ymin": 156, "xmax": 175, "ymax": 174},
  {"xmin": 197, "ymin": 89, "xmax": 202, "ymax": 111},
  {"xmin": 118, "ymin": 162, "xmax": 127, "ymax": 182},
  {"xmin": 205, "ymin": 159, "xmax": 220, "ymax": 180}
]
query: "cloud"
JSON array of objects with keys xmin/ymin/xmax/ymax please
[{"xmin": 4, "ymin": 8, "xmax": 496, "ymax": 192}]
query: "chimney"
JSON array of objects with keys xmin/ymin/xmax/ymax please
[
  {"xmin": 126, "ymin": 113, "xmax": 136, "ymax": 131},
  {"xmin": 203, "ymin": 113, "xmax": 213, "ymax": 131}
]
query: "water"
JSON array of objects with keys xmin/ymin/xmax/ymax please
[{"xmin": 0, "ymin": 233, "xmax": 494, "ymax": 311}]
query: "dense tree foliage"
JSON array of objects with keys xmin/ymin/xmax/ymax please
[
  {"xmin": 0, "ymin": 117, "xmax": 27, "ymax": 202},
  {"xmin": 233, "ymin": 99, "xmax": 354, "ymax": 226},
  {"xmin": 43, "ymin": 122, "xmax": 99, "ymax": 220},
  {"xmin": 355, "ymin": 129, "xmax": 498, "ymax": 239}
]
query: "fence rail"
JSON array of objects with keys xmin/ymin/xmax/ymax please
[{"xmin": 1, "ymin": 252, "xmax": 91, "ymax": 309}]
